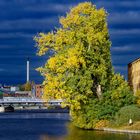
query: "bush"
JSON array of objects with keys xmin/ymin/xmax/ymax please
[
  {"xmin": 115, "ymin": 105, "xmax": 140, "ymax": 126},
  {"xmin": 135, "ymin": 90, "xmax": 140, "ymax": 105},
  {"xmin": 70, "ymin": 86, "xmax": 135, "ymax": 129},
  {"xmin": 95, "ymin": 120, "xmax": 109, "ymax": 129}
]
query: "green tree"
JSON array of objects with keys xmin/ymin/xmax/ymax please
[
  {"xmin": 24, "ymin": 82, "xmax": 32, "ymax": 91},
  {"xmin": 35, "ymin": 1, "xmax": 112, "ymax": 105},
  {"xmin": 18, "ymin": 84, "xmax": 25, "ymax": 91},
  {"xmin": 34, "ymin": 2, "xmax": 134, "ymax": 129},
  {"xmin": 0, "ymin": 91, "xmax": 3, "ymax": 99}
]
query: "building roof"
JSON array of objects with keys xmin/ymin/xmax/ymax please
[{"xmin": 128, "ymin": 57, "xmax": 140, "ymax": 66}]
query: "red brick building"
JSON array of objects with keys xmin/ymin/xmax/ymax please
[{"xmin": 35, "ymin": 84, "xmax": 43, "ymax": 98}]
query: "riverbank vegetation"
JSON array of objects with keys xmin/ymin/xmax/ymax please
[
  {"xmin": 34, "ymin": 2, "xmax": 139, "ymax": 130},
  {"xmin": 119, "ymin": 121, "xmax": 140, "ymax": 130}
]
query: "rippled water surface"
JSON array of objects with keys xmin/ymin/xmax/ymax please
[{"xmin": 0, "ymin": 110, "xmax": 140, "ymax": 140}]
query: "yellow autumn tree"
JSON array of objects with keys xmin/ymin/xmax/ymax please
[
  {"xmin": 34, "ymin": 2, "xmax": 134, "ymax": 129},
  {"xmin": 35, "ymin": 2, "xmax": 112, "ymax": 105}
]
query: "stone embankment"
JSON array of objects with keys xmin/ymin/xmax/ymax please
[{"xmin": 96, "ymin": 128, "xmax": 140, "ymax": 134}]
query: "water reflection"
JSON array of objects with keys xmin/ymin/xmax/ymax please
[
  {"xmin": 41, "ymin": 124, "xmax": 140, "ymax": 140},
  {"xmin": 0, "ymin": 111, "xmax": 140, "ymax": 140},
  {"xmin": 0, "ymin": 112, "xmax": 69, "ymax": 120},
  {"xmin": 0, "ymin": 112, "xmax": 69, "ymax": 140},
  {"xmin": 41, "ymin": 135, "xmax": 65, "ymax": 140}
]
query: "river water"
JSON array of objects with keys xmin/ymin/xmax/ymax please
[{"xmin": 0, "ymin": 110, "xmax": 140, "ymax": 140}]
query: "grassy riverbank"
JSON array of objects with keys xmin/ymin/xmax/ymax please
[
  {"xmin": 94, "ymin": 121, "xmax": 140, "ymax": 134},
  {"xmin": 99, "ymin": 121, "xmax": 140, "ymax": 133},
  {"xmin": 119, "ymin": 121, "xmax": 140, "ymax": 130}
]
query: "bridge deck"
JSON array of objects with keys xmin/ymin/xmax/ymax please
[{"xmin": 0, "ymin": 97, "xmax": 63, "ymax": 105}]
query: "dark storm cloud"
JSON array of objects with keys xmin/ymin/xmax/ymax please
[
  {"xmin": 0, "ymin": 0, "xmax": 139, "ymax": 84},
  {"xmin": 0, "ymin": 18, "xmax": 59, "ymax": 30}
]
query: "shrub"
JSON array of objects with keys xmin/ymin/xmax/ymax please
[
  {"xmin": 95, "ymin": 120, "xmax": 109, "ymax": 129},
  {"xmin": 135, "ymin": 90, "xmax": 140, "ymax": 105},
  {"xmin": 115, "ymin": 105, "xmax": 140, "ymax": 126},
  {"xmin": 71, "ymin": 89, "xmax": 135, "ymax": 129}
]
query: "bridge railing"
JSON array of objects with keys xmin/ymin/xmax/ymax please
[
  {"xmin": 0, "ymin": 97, "xmax": 43, "ymax": 102},
  {"xmin": 0, "ymin": 97, "xmax": 63, "ymax": 105}
]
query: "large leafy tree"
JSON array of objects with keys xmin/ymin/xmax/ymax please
[
  {"xmin": 35, "ymin": 2, "xmax": 112, "ymax": 104},
  {"xmin": 35, "ymin": 2, "xmax": 134, "ymax": 129}
]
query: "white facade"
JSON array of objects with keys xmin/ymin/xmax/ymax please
[{"xmin": 10, "ymin": 86, "xmax": 19, "ymax": 92}]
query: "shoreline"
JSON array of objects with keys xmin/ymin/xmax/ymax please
[
  {"xmin": 95, "ymin": 127, "xmax": 140, "ymax": 134},
  {"xmin": 2, "ymin": 107, "xmax": 140, "ymax": 134},
  {"xmin": 1, "ymin": 108, "xmax": 140, "ymax": 134}
]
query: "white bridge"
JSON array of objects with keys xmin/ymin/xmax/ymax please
[{"xmin": 0, "ymin": 97, "xmax": 63, "ymax": 106}]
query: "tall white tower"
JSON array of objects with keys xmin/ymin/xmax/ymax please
[{"xmin": 27, "ymin": 57, "xmax": 30, "ymax": 82}]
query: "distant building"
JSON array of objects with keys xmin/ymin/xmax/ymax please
[
  {"xmin": 35, "ymin": 84, "xmax": 43, "ymax": 98},
  {"xmin": 10, "ymin": 86, "xmax": 19, "ymax": 92},
  {"xmin": 0, "ymin": 90, "xmax": 3, "ymax": 99},
  {"xmin": 128, "ymin": 58, "xmax": 140, "ymax": 93},
  {"xmin": 15, "ymin": 91, "xmax": 32, "ymax": 97},
  {"xmin": 31, "ymin": 84, "xmax": 36, "ymax": 97},
  {"xmin": 0, "ymin": 84, "xmax": 2, "ymax": 88},
  {"xmin": 2, "ymin": 85, "xmax": 11, "ymax": 91}
]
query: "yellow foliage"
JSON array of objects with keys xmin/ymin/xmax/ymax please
[
  {"xmin": 66, "ymin": 56, "xmax": 78, "ymax": 67},
  {"xmin": 60, "ymin": 2, "xmax": 94, "ymax": 28},
  {"xmin": 95, "ymin": 120, "xmax": 109, "ymax": 129},
  {"xmin": 34, "ymin": 2, "xmax": 109, "ymax": 107},
  {"xmin": 34, "ymin": 32, "xmax": 54, "ymax": 56},
  {"xmin": 135, "ymin": 90, "xmax": 140, "ymax": 97},
  {"xmin": 48, "ymin": 57, "xmax": 57, "ymax": 70},
  {"xmin": 135, "ymin": 90, "xmax": 140, "ymax": 105},
  {"xmin": 111, "ymin": 90, "xmax": 121, "ymax": 100}
]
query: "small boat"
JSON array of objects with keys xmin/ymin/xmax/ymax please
[{"xmin": 4, "ymin": 105, "xmax": 14, "ymax": 112}]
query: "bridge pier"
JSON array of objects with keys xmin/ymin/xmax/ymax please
[
  {"xmin": 0, "ymin": 106, "xmax": 4, "ymax": 112},
  {"xmin": 20, "ymin": 106, "xmax": 25, "ymax": 109},
  {"xmin": 38, "ymin": 105, "xmax": 42, "ymax": 109},
  {"xmin": 0, "ymin": 105, "xmax": 14, "ymax": 112}
]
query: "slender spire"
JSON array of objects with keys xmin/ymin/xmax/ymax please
[{"xmin": 27, "ymin": 57, "xmax": 29, "ymax": 82}]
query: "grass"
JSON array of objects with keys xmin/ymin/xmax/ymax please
[{"xmin": 119, "ymin": 121, "xmax": 140, "ymax": 130}]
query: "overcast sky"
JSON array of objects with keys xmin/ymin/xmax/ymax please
[{"xmin": 0, "ymin": 0, "xmax": 139, "ymax": 85}]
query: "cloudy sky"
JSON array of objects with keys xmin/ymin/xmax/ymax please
[{"xmin": 0, "ymin": 0, "xmax": 139, "ymax": 85}]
